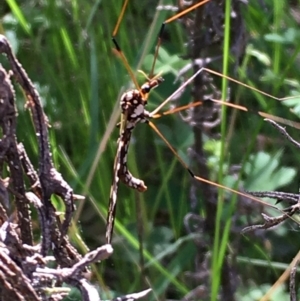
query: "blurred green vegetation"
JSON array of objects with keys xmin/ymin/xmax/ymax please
[{"xmin": 2, "ymin": 0, "xmax": 300, "ymax": 300}]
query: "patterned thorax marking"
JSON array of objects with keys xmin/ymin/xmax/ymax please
[
  {"xmin": 118, "ymin": 77, "xmax": 163, "ymax": 191},
  {"xmin": 120, "ymin": 89, "xmax": 149, "ymax": 123}
]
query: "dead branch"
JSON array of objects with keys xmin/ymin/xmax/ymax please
[
  {"xmin": 243, "ymin": 119, "xmax": 300, "ymax": 233},
  {"xmin": 0, "ymin": 35, "xmax": 150, "ymax": 301}
]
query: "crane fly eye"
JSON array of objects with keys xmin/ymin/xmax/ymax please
[{"xmin": 141, "ymin": 84, "xmax": 150, "ymax": 93}]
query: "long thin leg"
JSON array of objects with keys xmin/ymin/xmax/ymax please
[
  {"xmin": 112, "ymin": 1, "xmax": 213, "ymax": 97},
  {"xmin": 108, "ymin": 63, "xmax": 300, "ymax": 242},
  {"xmin": 147, "ymin": 121, "xmax": 278, "ymax": 210},
  {"xmin": 107, "ymin": 87, "xmax": 300, "ymax": 242},
  {"xmin": 112, "ymin": 0, "xmax": 129, "ymax": 38},
  {"xmin": 210, "ymin": 98, "xmax": 300, "ymax": 129},
  {"xmin": 151, "ymin": 98, "xmax": 300, "ymax": 129},
  {"xmin": 107, "ymin": 0, "xmax": 300, "ymax": 243},
  {"xmin": 150, "ymin": 67, "xmax": 205, "ymax": 117},
  {"xmin": 150, "ymin": 67, "xmax": 300, "ymax": 118},
  {"xmin": 111, "ymin": 0, "xmax": 142, "ymax": 94},
  {"xmin": 149, "ymin": 0, "xmax": 211, "ymax": 78}
]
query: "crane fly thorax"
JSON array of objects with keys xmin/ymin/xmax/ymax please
[
  {"xmin": 120, "ymin": 89, "xmax": 148, "ymax": 123},
  {"xmin": 120, "ymin": 77, "xmax": 164, "ymax": 123}
]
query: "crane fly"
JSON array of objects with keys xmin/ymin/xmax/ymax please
[
  {"xmin": 105, "ymin": 0, "xmax": 300, "ymax": 244},
  {"xmin": 106, "ymin": 0, "xmax": 211, "ymax": 243}
]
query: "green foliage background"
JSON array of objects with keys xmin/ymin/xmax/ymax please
[{"xmin": 2, "ymin": 0, "xmax": 300, "ymax": 300}]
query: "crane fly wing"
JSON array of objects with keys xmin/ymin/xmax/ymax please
[
  {"xmin": 106, "ymin": 140, "xmax": 122, "ymax": 244},
  {"xmin": 106, "ymin": 113, "xmax": 127, "ymax": 244}
]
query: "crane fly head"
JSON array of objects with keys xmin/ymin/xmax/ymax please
[{"xmin": 138, "ymin": 70, "xmax": 164, "ymax": 103}]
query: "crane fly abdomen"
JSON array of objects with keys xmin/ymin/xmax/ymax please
[{"xmin": 117, "ymin": 121, "xmax": 147, "ymax": 192}]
